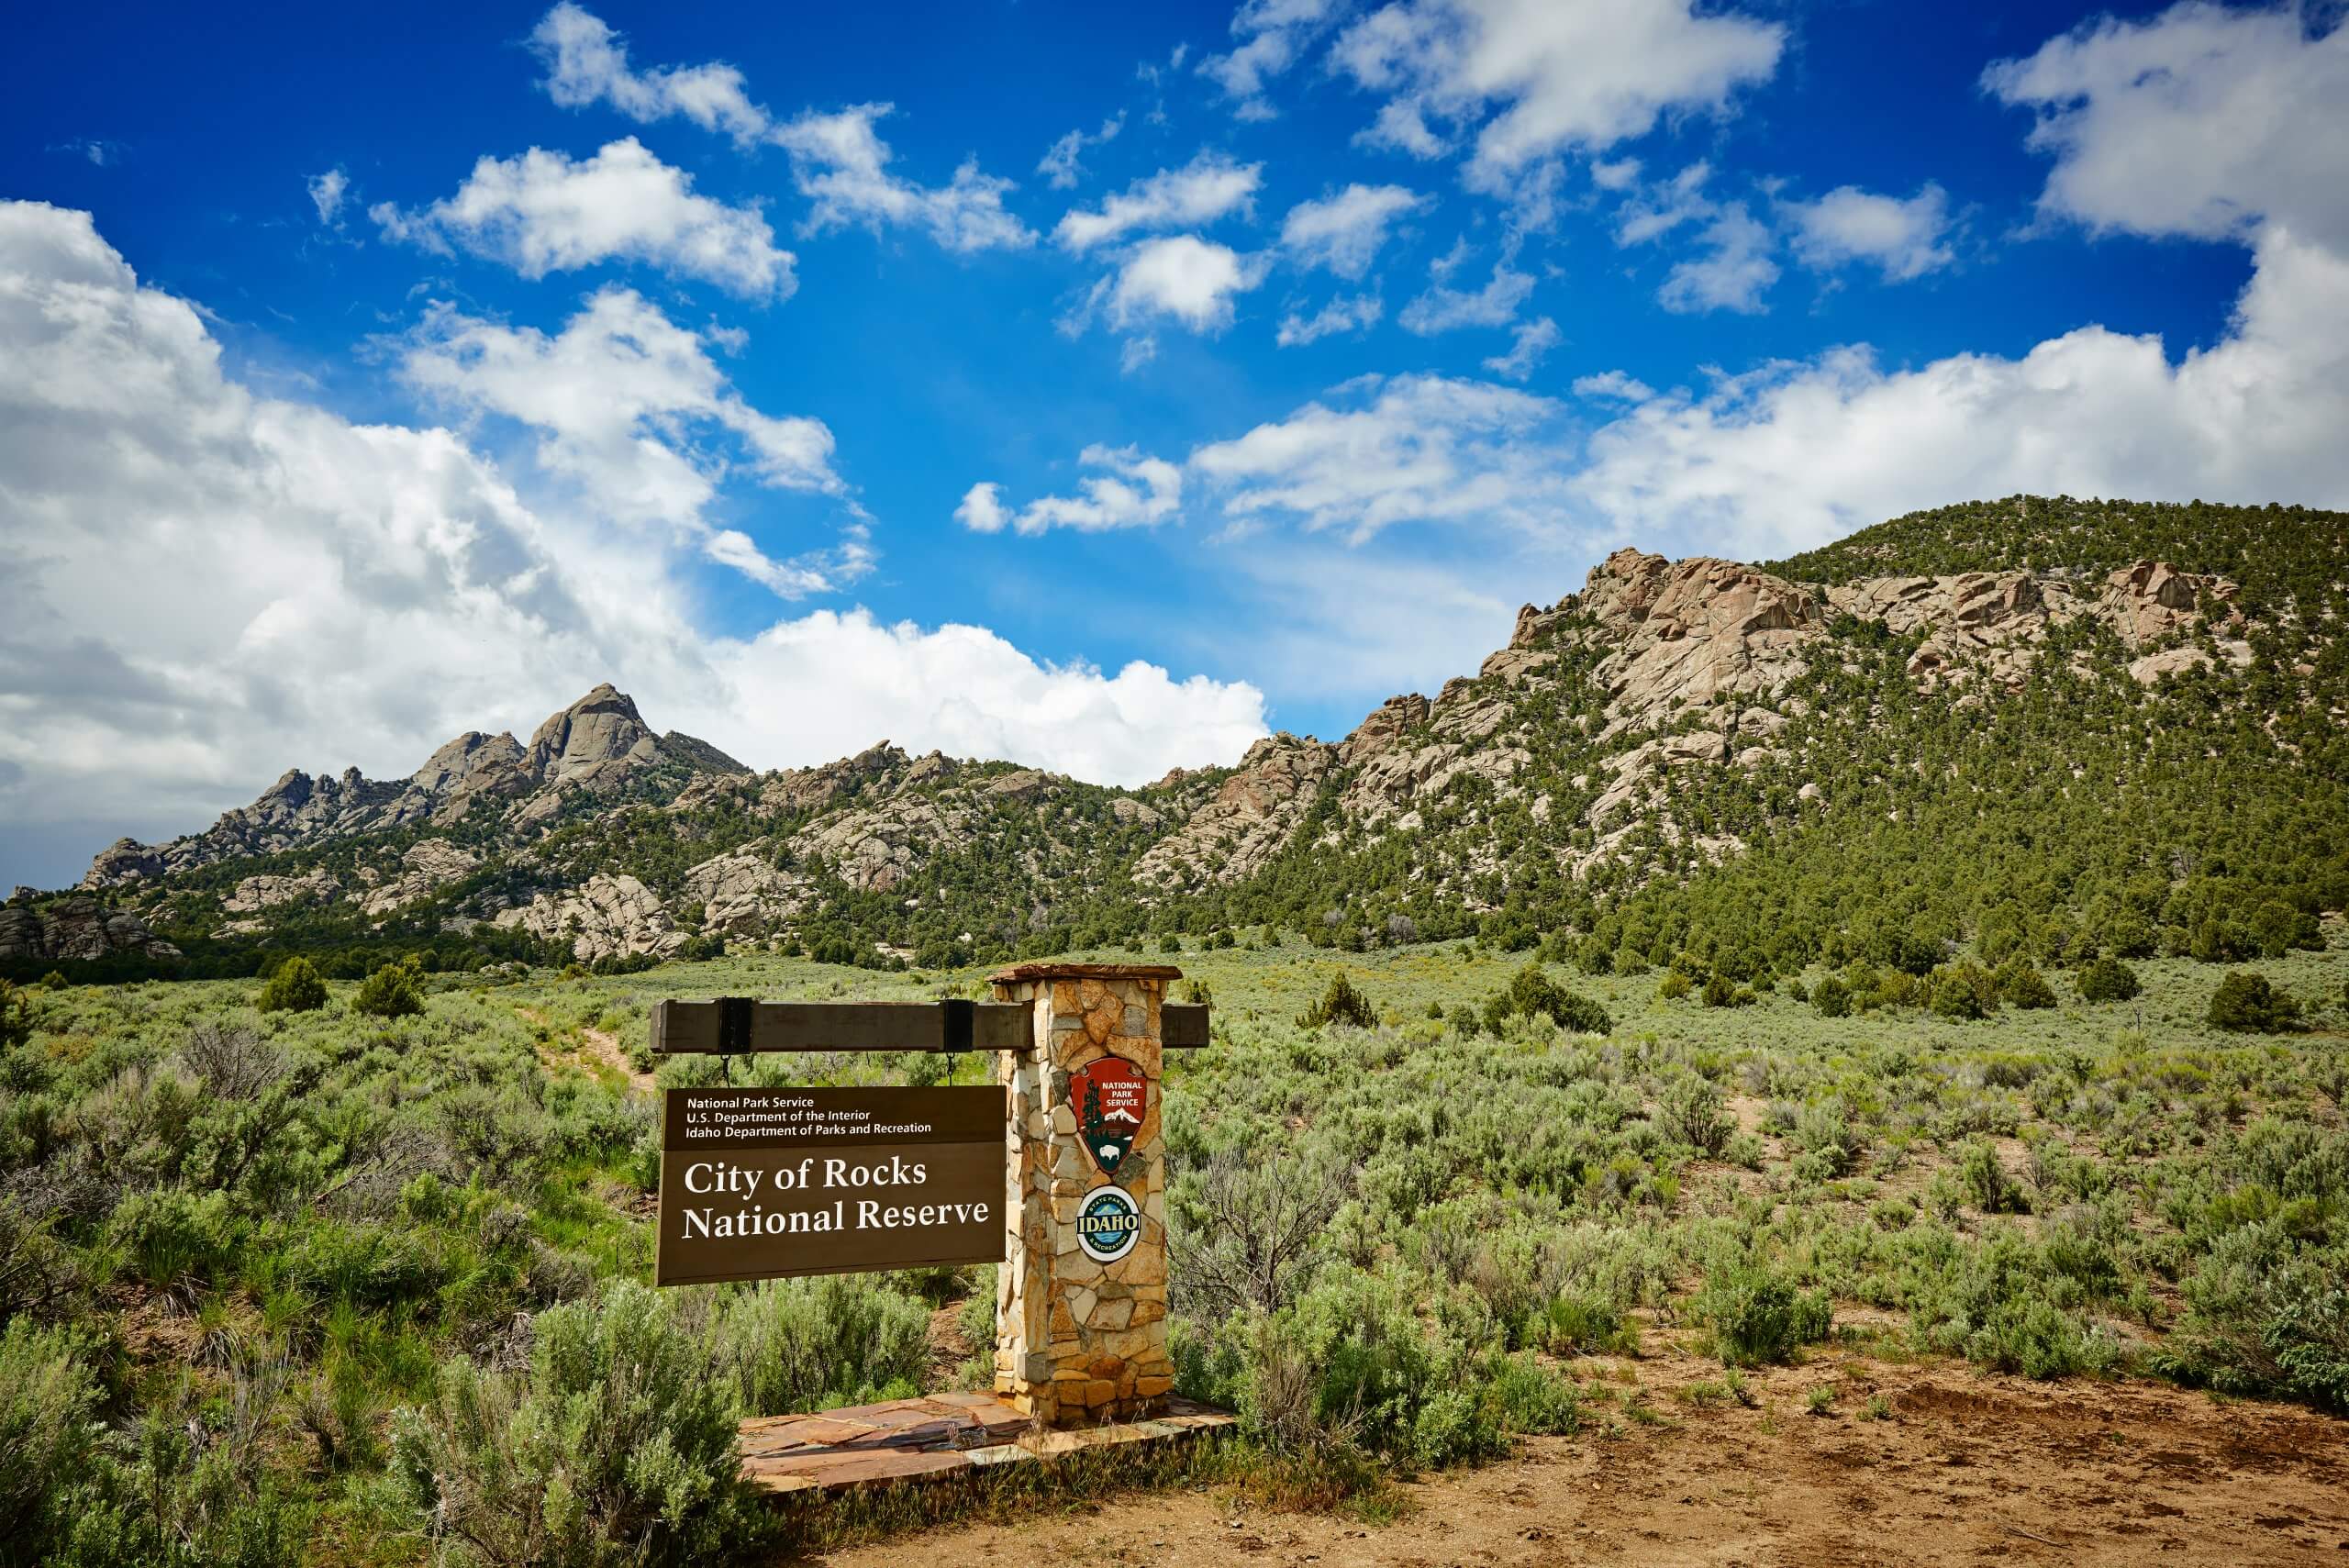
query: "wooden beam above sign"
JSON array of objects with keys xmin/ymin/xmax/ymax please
[
  {"xmin": 651, "ymin": 998, "xmax": 1023, "ymax": 1055},
  {"xmin": 650, "ymin": 998, "xmax": 1213, "ymax": 1054}
]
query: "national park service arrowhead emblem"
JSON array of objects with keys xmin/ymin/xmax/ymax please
[{"xmin": 1071, "ymin": 1056, "xmax": 1147, "ymax": 1178}]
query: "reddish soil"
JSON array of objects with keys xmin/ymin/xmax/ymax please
[{"xmin": 804, "ymin": 1346, "xmax": 2349, "ymax": 1567}]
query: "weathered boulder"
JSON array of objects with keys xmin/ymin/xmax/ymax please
[
  {"xmin": 681, "ymin": 842, "xmax": 811, "ymax": 935},
  {"xmin": 1108, "ymin": 796, "xmax": 1164, "ymax": 828},
  {"xmin": 1131, "ymin": 733, "xmax": 1337, "ymax": 889},
  {"xmin": 901, "ymin": 751, "xmax": 955, "ymax": 787},
  {"xmin": 1340, "ymin": 694, "xmax": 1429, "ymax": 766},
  {"xmin": 985, "ymin": 769, "xmax": 1054, "ymax": 803},
  {"xmin": 222, "ymin": 867, "xmax": 340, "ymax": 915},
  {"xmin": 1511, "ymin": 600, "xmax": 1572, "ymax": 649},
  {"xmin": 492, "ymin": 873, "xmax": 684, "ymax": 962},
  {"xmin": 2098, "ymin": 560, "xmax": 2239, "ymax": 648},
  {"xmin": 357, "ymin": 839, "xmax": 479, "ymax": 917},
  {"xmin": 0, "ymin": 897, "xmax": 181, "ymax": 962},
  {"xmin": 523, "ymin": 684, "xmax": 659, "ymax": 789},
  {"xmin": 2128, "ymin": 639, "xmax": 2254, "ymax": 685},
  {"xmin": 1586, "ymin": 552, "xmax": 1826, "ymax": 719},
  {"xmin": 790, "ymin": 796, "xmax": 957, "ymax": 892},
  {"xmin": 83, "ymin": 838, "xmax": 163, "ymax": 888},
  {"xmin": 407, "ymin": 729, "xmax": 530, "ymax": 821}
]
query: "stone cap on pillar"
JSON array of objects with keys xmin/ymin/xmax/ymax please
[{"xmin": 987, "ymin": 962, "xmax": 1184, "ymax": 984}]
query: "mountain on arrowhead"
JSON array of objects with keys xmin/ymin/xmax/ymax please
[{"xmin": 32, "ymin": 494, "xmax": 2345, "ymax": 983}]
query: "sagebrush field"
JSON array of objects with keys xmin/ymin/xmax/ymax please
[{"xmin": 2, "ymin": 931, "xmax": 2343, "ymax": 1565}]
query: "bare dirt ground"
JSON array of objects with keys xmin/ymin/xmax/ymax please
[
  {"xmin": 520, "ymin": 1006, "xmax": 658, "ymax": 1097},
  {"xmin": 577, "ymin": 1023, "xmax": 658, "ymax": 1095},
  {"xmin": 806, "ymin": 1345, "xmax": 2349, "ymax": 1568}
]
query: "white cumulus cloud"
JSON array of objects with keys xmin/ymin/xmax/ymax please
[
  {"xmin": 1573, "ymin": 6, "xmax": 2349, "ymax": 557},
  {"xmin": 957, "ymin": 445, "xmax": 1183, "ymax": 537},
  {"xmin": 370, "ymin": 138, "xmax": 796, "ymax": 299},
  {"xmin": 709, "ymin": 612, "xmax": 1266, "ymax": 792},
  {"xmin": 1332, "ymin": 0, "xmax": 1785, "ymax": 184},
  {"xmin": 1191, "ymin": 373, "xmax": 1572, "ymax": 544},
  {"xmin": 529, "ymin": 3, "xmax": 773, "ymax": 146},
  {"xmin": 306, "ymin": 168, "xmax": 349, "ymax": 226},
  {"xmin": 774, "ymin": 104, "xmax": 1033, "ymax": 253},
  {"xmin": 395, "ymin": 286, "xmax": 845, "ymax": 539},
  {"xmin": 1279, "ymin": 183, "xmax": 1428, "ymax": 278},
  {"xmin": 1481, "ymin": 316, "xmax": 1559, "ymax": 379},
  {"xmin": 528, "ymin": 9, "xmax": 1032, "ymax": 255},
  {"xmin": 0, "ymin": 200, "xmax": 1266, "ymax": 878},
  {"xmin": 1398, "ymin": 255, "xmax": 1532, "ymax": 333},
  {"xmin": 1096, "ymin": 236, "xmax": 1269, "ymax": 334},
  {"xmin": 1786, "ymin": 183, "xmax": 1956, "ymax": 281},
  {"xmin": 1276, "ymin": 292, "xmax": 1385, "ymax": 346},
  {"xmin": 1614, "ymin": 163, "xmax": 1777, "ymax": 314},
  {"xmin": 1199, "ymin": 0, "xmax": 1343, "ymax": 119},
  {"xmin": 1038, "ymin": 115, "xmax": 1124, "ymax": 189},
  {"xmin": 1054, "ymin": 152, "xmax": 1263, "ymax": 252},
  {"xmin": 1573, "ymin": 226, "xmax": 2349, "ymax": 559},
  {"xmin": 1983, "ymin": 1, "xmax": 2349, "ymax": 252}
]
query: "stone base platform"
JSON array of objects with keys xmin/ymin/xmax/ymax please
[{"xmin": 739, "ymin": 1391, "xmax": 1235, "ymax": 1497}]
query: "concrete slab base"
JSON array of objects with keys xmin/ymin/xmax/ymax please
[{"xmin": 739, "ymin": 1391, "xmax": 1235, "ymax": 1497}]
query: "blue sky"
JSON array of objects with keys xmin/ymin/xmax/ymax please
[{"xmin": 3, "ymin": 0, "xmax": 2345, "ymax": 891}]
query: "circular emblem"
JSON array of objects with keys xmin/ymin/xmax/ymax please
[{"xmin": 1074, "ymin": 1184, "xmax": 1141, "ymax": 1263}]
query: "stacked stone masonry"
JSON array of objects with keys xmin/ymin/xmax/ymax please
[{"xmin": 989, "ymin": 964, "xmax": 1174, "ymax": 1427}]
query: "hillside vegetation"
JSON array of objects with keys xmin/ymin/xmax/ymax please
[{"xmin": 10, "ymin": 496, "xmax": 2343, "ymax": 1009}]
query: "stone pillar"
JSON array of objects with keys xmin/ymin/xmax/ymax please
[{"xmin": 989, "ymin": 962, "xmax": 1179, "ymax": 1426}]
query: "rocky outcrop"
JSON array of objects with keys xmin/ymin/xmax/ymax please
[
  {"xmin": 1131, "ymin": 734, "xmax": 1337, "ymax": 889},
  {"xmin": 356, "ymin": 839, "xmax": 479, "ymax": 917},
  {"xmin": 675, "ymin": 740, "xmax": 913, "ymax": 821},
  {"xmin": 522, "ymin": 684, "xmax": 659, "ymax": 789},
  {"xmin": 1109, "ymin": 796, "xmax": 1164, "ymax": 828},
  {"xmin": 0, "ymin": 898, "xmax": 182, "ymax": 962},
  {"xmin": 2128, "ymin": 640, "xmax": 2254, "ymax": 685},
  {"xmin": 1822, "ymin": 560, "xmax": 2245, "ymax": 687},
  {"xmin": 2098, "ymin": 561, "xmax": 2238, "ymax": 648},
  {"xmin": 89, "ymin": 766, "xmax": 407, "ymax": 887},
  {"xmin": 1588, "ymin": 729, "xmax": 1730, "ymax": 825},
  {"xmin": 790, "ymin": 798, "xmax": 961, "ymax": 893},
  {"xmin": 81, "ymin": 684, "xmax": 748, "ymax": 888},
  {"xmin": 1340, "ymin": 695, "xmax": 1429, "ymax": 766},
  {"xmin": 1830, "ymin": 571, "xmax": 2060, "ymax": 688},
  {"xmin": 984, "ymin": 769, "xmax": 1055, "ymax": 803},
  {"xmin": 83, "ymin": 839, "xmax": 164, "ymax": 889},
  {"xmin": 681, "ymin": 842, "xmax": 810, "ymax": 935},
  {"xmin": 1581, "ymin": 551, "xmax": 1826, "ymax": 722},
  {"xmin": 658, "ymin": 730, "xmax": 752, "ymax": 777},
  {"xmin": 408, "ymin": 730, "xmax": 531, "ymax": 822},
  {"xmin": 492, "ymin": 873, "xmax": 684, "ymax": 962},
  {"xmin": 223, "ymin": 868, "xmax": 340, "ymax": 914}
]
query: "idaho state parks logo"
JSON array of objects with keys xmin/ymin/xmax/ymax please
[
  {"xmin": 1071, "ymin": 1056, "xmax": 1147, "ymax": 1177},
  {"xmin": 1075, "ymin": 1184, "xmax": 1141, "ymax": 1263}
]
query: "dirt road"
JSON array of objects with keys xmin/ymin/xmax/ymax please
[{"xmin": 807, "ymin": 1350, "xmax": 2349, "ymax": 1567}]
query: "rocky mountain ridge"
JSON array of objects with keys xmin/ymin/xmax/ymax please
[
  {"xmin": 36, "ymin": 494, "xmax": 2338, "ymax": 974},
  {"xmin": 82, "ymin": 685, "xmax": 745, "ymax": 890}
]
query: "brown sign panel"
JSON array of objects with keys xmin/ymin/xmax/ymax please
[{"xmin": 655, "ymin": 1086, "xmax": 1007, "ymax": 1287}]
